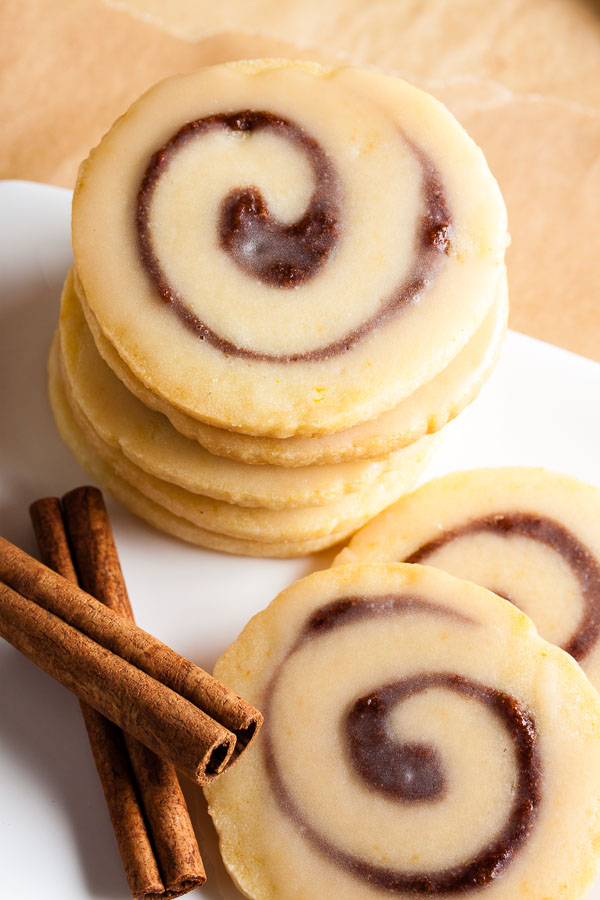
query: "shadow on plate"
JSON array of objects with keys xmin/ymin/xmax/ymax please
[
  {"xmin": 0, "ymin": 260, "xmax": 79, "ymax": 549},
  {"xmin": 0, "ymin": 648, "xmax": 130, "ymax": 898}
]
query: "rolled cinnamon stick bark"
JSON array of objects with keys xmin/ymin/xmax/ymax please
[
  {"xmin": 0, "ymin": 534, "xmax": 262, "ymax": 783},
  {"xmin": 30, "ymin": 492, "xmax": 206, "ymax": 899},
  {"xmin": 0, "ymin": 578, "xmax": 233, "ymax": 782},
  {"xmin": 31, "ymin": 496, "xmax": 164, "ymax": 899}
]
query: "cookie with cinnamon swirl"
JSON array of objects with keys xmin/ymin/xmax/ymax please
[
  {"xmin": 205, "ymin": 564, "xmax": 600, "ymax": 899},
  {"xmin": 336, "ymin": 468, "xmax": 600, "ymax": 690},
  {"xmin": 72, "ymin": 59, "xmax": 507, "ymax": 438}
]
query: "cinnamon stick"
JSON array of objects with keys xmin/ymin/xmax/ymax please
[
  {"xmin": 0, "ymin": 536, "xmax": 262, "ymax": 784},
  {"xmin": 30, "ymin": 492, "xmax": 206, "ymax": 900}
]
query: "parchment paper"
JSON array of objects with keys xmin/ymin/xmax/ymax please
[{"xmin": 2, "ymin": 0, "xmax": 599, "ymax": 359}]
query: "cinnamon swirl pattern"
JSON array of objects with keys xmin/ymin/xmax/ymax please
[
  {"xmin": 204, "ymin": 565, "xmax": 600, "ymax": 900},
  {"xmin": 71, "ymin": 59, "xmax": 507, "ymax": 437},
  {"xmin": 336, "ymin": 468, "xmax": 600, "ymax": 689},
  {"xmin": 138, "ymin": 111, "xmax": 342, "ymax": 304},
  {"xmin": 136, "ymin": 110, "xmax": 451, "ymax": 364}
]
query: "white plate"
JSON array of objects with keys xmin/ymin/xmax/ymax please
[{"xmin": 1, "ymin": 179, "xmax": 599, "ymax": 899}]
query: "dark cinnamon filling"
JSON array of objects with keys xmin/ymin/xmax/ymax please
[
  {"xmin": 136, "ymin": 110, "xmax": 451, "ymax": 362},
  {"xmin": 346, "ymin": 680, "xmax": 447, "ymax": 804},
  {"xmin": 263, "ymin": 594, "xmax": 541, "ymax": 893},
  {"xmin": 406, "ymin": 512, "xmax": 600, "ymax": 661}
]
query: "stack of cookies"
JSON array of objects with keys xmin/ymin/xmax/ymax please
[{"xmin": 49, "ymin": 60, "xmax": 508, "ymax": 556}]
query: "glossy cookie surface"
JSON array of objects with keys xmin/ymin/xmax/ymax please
[
  {"xmin": 205, "ymin": 564, "xmax": 600, "ymax": 899},
  {"xmin": 72, "ymin": 59, "xmax": 507, "ymax": 436},
  {"xmin": 335, "ymin": 468, "xmax": 600, "ymax": 690}
]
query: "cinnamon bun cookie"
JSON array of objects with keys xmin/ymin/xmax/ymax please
[
  {"xmin": 336, "ymin": 468, "xmax": 600, "ymax": 690},
  {"xmin": 72, "ymin": 59, "xmax": 507, "ymax": 437},
  {"xmin": 205, "ymin": 564, "xmax": 600, "ymax": 899}
]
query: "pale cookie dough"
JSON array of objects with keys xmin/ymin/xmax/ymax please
[
  {"xmin": 59, "ymin": 270, "xmax": 442, "ymax": 508},
  {"xmin": 205, "ymin": 563, "xmax": 600, "ymax": 900},
  {"xmin": 47, "ymin": 343, "xmax": 351, "ymax": 557},
  {"xmin": 74, "ymin": 266, "xmax": 507, "ymax": 466},
  {"xmin": 335, "ymin": 468, "xmax": 600, "ymax": 691},
  {"xmin": 72, "ymin": 59, "xmax": 507, "ymax": 437},
  {"xmin": 50, "ymin": 336, "xmax": 438, "ymax": 547}
]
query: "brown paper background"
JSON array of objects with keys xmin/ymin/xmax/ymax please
[{"xmin": 3, "ymin": 0, "xmax": 599, "ymax": 360}]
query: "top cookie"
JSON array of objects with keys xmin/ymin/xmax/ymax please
[{"xmin": 72, "ymin": 59, "xmax": 507, "ymax": 437}]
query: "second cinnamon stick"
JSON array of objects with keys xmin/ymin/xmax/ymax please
[{"xmin": 31, "ymin": 492, "xmax": 206, "ymax": 899}]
